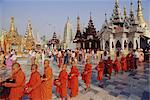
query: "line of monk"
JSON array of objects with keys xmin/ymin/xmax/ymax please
[{"xmin": 1, "ymin": 51, "xmax": 138, "ymax": 100}]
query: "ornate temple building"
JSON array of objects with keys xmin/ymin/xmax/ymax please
[
  {"xmin": 23, "ymin": 20, "xmax": 35, "ymax": 51},
  {"xmin": 63, "ymin": 17, "xmax": 75, "ymax": 49},
  {"xmin": 0, "ymin": 17, "xmax": 36, "ymax": 54},
  {"xmin": 47, "ymin": 32, "xmax": 60, "ymax": 49},
  {"xmin": 98, "ymin": 0, "xmax": 150, "ymax": 53},
  {"xmin": 74, "ymin": 14, "xmax": 99, "ymax": 50},
  {"xmin": 3, "ymin": 17, "xmax": 23, "ymax": 53}
]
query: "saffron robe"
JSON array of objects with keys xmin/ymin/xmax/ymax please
[
  {"xmin": 82, "ymin": 64, "xmax": 92, "ymax": 85},
  {"xmin": 120, "ymin": 56, "xmax": 127, "ymax": 71},
  {"xmin": 26, "ymin": 71, "xmax": 42, "ymax": 100},
  {"xmin": 68, "ymin": 66, "xmax": 79, "ymax": 97},
  {"xmin": 41, "ymin": 66, "xmax": 53, "ymax": 100},
  {"xmin": 95, "ymin": 62, "xmax": 104, "ymax": 81},
  {"xmin": 4, "ymin": 69, "xmax": 25, "ymax": 100},
  {"xmin": 57, "ymin": 70, "xmax": 68, "ymax": 98}
]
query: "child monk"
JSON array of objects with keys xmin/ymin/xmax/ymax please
[
  {"xmin": 68, "ymin": 60, "xmax": 79, "ymax": 97},
  {"xmin": 120, "ymin": 54, "xmax": 127, "ymax": 73},
  {"xmin": 41, "ymin": 59, "xmax": 53, "ymax": 100},
  {"xmin": 3, "ymin": 63, "xmax": 25, "ymax": 100},
  {"xmin": 107, "ymin": 57, "xmax": 113, "ymax": 79},
  {"xmin": 25, "ymin": 64, "xmax": 42, "ymax": 100},
  {"xmin": 95, "ymin": 59, "xmax": 104, "ymax": 87},
  {"xmin": 56, "ymin": 64, "xmax": 68, "ymax": 100},
  {"xmin": 114, "ymin": 57, "xmax": 120, "ymax": 75},
  {"xmin": 81, "ymin": 59, "xmax": 92, "ymax": 91}
]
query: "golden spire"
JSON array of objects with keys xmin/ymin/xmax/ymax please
[
  {"xmin": 10, "ymin": 16, "xmax": 15, "ymax": 32},
  {"xmin": 137, "ymin": 0, "xmax": 146, "ymax": 28},
  {"xmin": 123, "ymin": 5, "xmax": 127, "ymax": 18},
  {"xmin": 77, "ymin": 16, "xmax": 80, "ymax": 31},
  {"xmin": 28, "ymin": 20, "xmax": 33, "ymax": 37}
]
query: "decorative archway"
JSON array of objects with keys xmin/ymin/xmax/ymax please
[
  {"xmin": 116, "ymin": 40, "xmax": 121, "ymax": 49},
  {"xmin": 105, "ymin": 41, "xmax": 109, "ymax": 50}
]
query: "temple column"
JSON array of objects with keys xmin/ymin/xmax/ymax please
[
  {"xmin": 102, "ymin": 39, "xmax": 105, "ymax": 50},
  {"xmin": 89, "ymin": 42, "xmax": 92, "ymax": 49},
  {"xmin": 121, "ymin": 39, "xmax": 124, "ymax": 50}
]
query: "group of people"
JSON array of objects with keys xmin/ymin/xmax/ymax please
[{"xmin": 0, "ymin": 48, "xmax": 145, "ymax": 100}]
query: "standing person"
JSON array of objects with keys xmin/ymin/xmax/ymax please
[
  {"xmin": 102, "ymin": 51, "xmax": 108, "ymax": 76},
  {"xmin": 64, "ymin": 50, "xmax": 69, "ymax": 64},
  {"xmin": 107, "ymin": 57, "xmax": 113, "ymax": 79},
  {"xmin": 133, "ymin": 49, "xmax": 139, "ymax": 69},
  {"xmin": 58, "ymin": 50, "xmax": 62, "ymax": 68},
  {"xmin": 138, "ymin": 49, "xmax": 144, "ymax": 63},
  {"xmin": 55, "ymin": 64, "xmax": 68, "ymax": 100},
  {"xmin": 5, "ymin": 52, "xmax": 13, "ymax": 69},
  {"xmin": 11, "ymin": 51, "xmax": 17, "ymax": 64},
  {"xmin": 126, "ymin": 52, "xmax": 134, "ymax": 71},
  {"xmin": 81, "ymin": 59, "xmax": 92, "ymax": 91},
  {"xmin": 25, "ymin": 64, "xmax": 42, "ymax": 100},
  {"xmin": 42, "ymin": 50, "xmax": 45, "ymax": 65},
  {"xmin": 120, "ymin": 54, "xmax": 127, "ymax": 73},
  {"xmin": 95, "ymin": 59, "xmax": 104, "ymax": 87},
  {"xmin": 68, "ymin": 60, "xmax": 79, "ymax": 98},
  {"xmin": 41, "ymin": 60, "xmax": 53, "ymax": 100},
  {"xmin": 114, "ymin": 57, "xmax": 120, "ymax": 75},
  {"xmin": 3, "ymin": 63, "xmax": 25, "ymax": 100}
]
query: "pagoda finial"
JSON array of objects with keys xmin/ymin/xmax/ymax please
[
  {"xmin": 137, "ymin": 0, "xmax": 146, "ymax": 28},
  {"xmin": 53, "ymin": 32, "xmax": 57, "ymax": 39},
  {"xmin": 77, "ymin": 16, "xmax": 81, "ymax": 31},
  {"xmin": 105, "ymin": 13, "xmax": 108, "ymax": 23},
  {"xmin": 28, "ymin": 20, "xmax": 33, "ymax": 37},
  {"xmin": 123, "ymin": 5, "xmax": 127, "ymax": 18},
  {"xmin": 10, "ymin": 16, "xmax": 15, "ymax": 32},
  {"xmin": 129, "ymin": 0, "xmax": 134, "ymax": 19},
  {"xmin": 90, "ymin": 12, "xmax": 92, "ymax": 20}
]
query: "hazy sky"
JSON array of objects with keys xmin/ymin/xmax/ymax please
[{"xmin": 0, "ymin": 0, "xmax": 149, "ymax": 40}]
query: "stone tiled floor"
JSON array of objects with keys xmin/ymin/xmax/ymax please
[{"xmin": 8, "ymin": 57, "xmax": 150, "ymax": 100}]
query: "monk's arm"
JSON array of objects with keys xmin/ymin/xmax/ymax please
[{"xmin": 5, "ymin": 74, "xmax": 24, "ymax": 87}]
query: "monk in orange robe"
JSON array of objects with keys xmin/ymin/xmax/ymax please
[
  {"xmin": 126, "ymin": 53, "xmax": 134, "ymax": 71},
  {"xmin": 3, "ymin": 63, "xmax": 25, "ymax": 100},
  {"xmin": 114, "ymin": 57, "xmax": 120, "ymax": 74},
  {"xmin": 120, "ymin": 54, "xmax": 127, "ymax": 73},
  {"xmin": 26, "ymin": 64, "xmax": 42, "ymax": 100},
  {"xmin": 41, "ymin": 59, "xmax": 53, "ymax": 100},
  {"xmin": 82, "ymin": 59, "xmax": 92, "ymax": 90},
  {"xmin": 107, "ymin": 57, "xmax": 113, "ymax": 79},
  {"xmin": 68, "ymin": 60, "xmax": 79, "ymax": 97},
  {"xmin": 56, "ymin": 64, "xmax": 68, "ymax": 100},
  {"xmin": 95, "ymin": 59, "xmax": 104, "ymax": 87}
]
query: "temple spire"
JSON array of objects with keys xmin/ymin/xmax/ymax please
[
  {"xmin": 123, "ymin": 5, "xmax": 127, "ymax": 18},
  {"xmin": 105, "ymin": 13, "xmax": 108, "ymax": 23},
  {"xmin": 137, "ymin": 0, "xmax": 146, "ymax": 28},
  {"xmin": 112, "ymin": 0, "xmax": 122, "ymax": 22},
  {"xmin": 90, "ymin": 12, "xmax": 92, "ymax": 20},
  {"xmin": 53, "ymin": 32, "xmax": 57, "ymax": 39},
  {"xmin": 77, "ymin": 16, "xmax": 81, "ymax": 31},
  {"xmin": 10, "ymin": 16, "xmax": 15, "ymax": 32},
  {"xmin": 129, "ymin": 0, "xmax": 135, "ymax": 21},
  {"xmin": 28, "ymin": 20, "xmax": 33, "ymax": 37}
]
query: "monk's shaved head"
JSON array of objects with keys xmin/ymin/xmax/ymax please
[
  {"xmin": 44, "ymin": 59, "xmax": 50, "ymax": 64},
  {"xmin": 12, "ymin": 63, "xmax": 20, "ymax": 68},
  {"xmin": 31, "ymin": 64, "xmax": 38, "ymax": 69}
]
